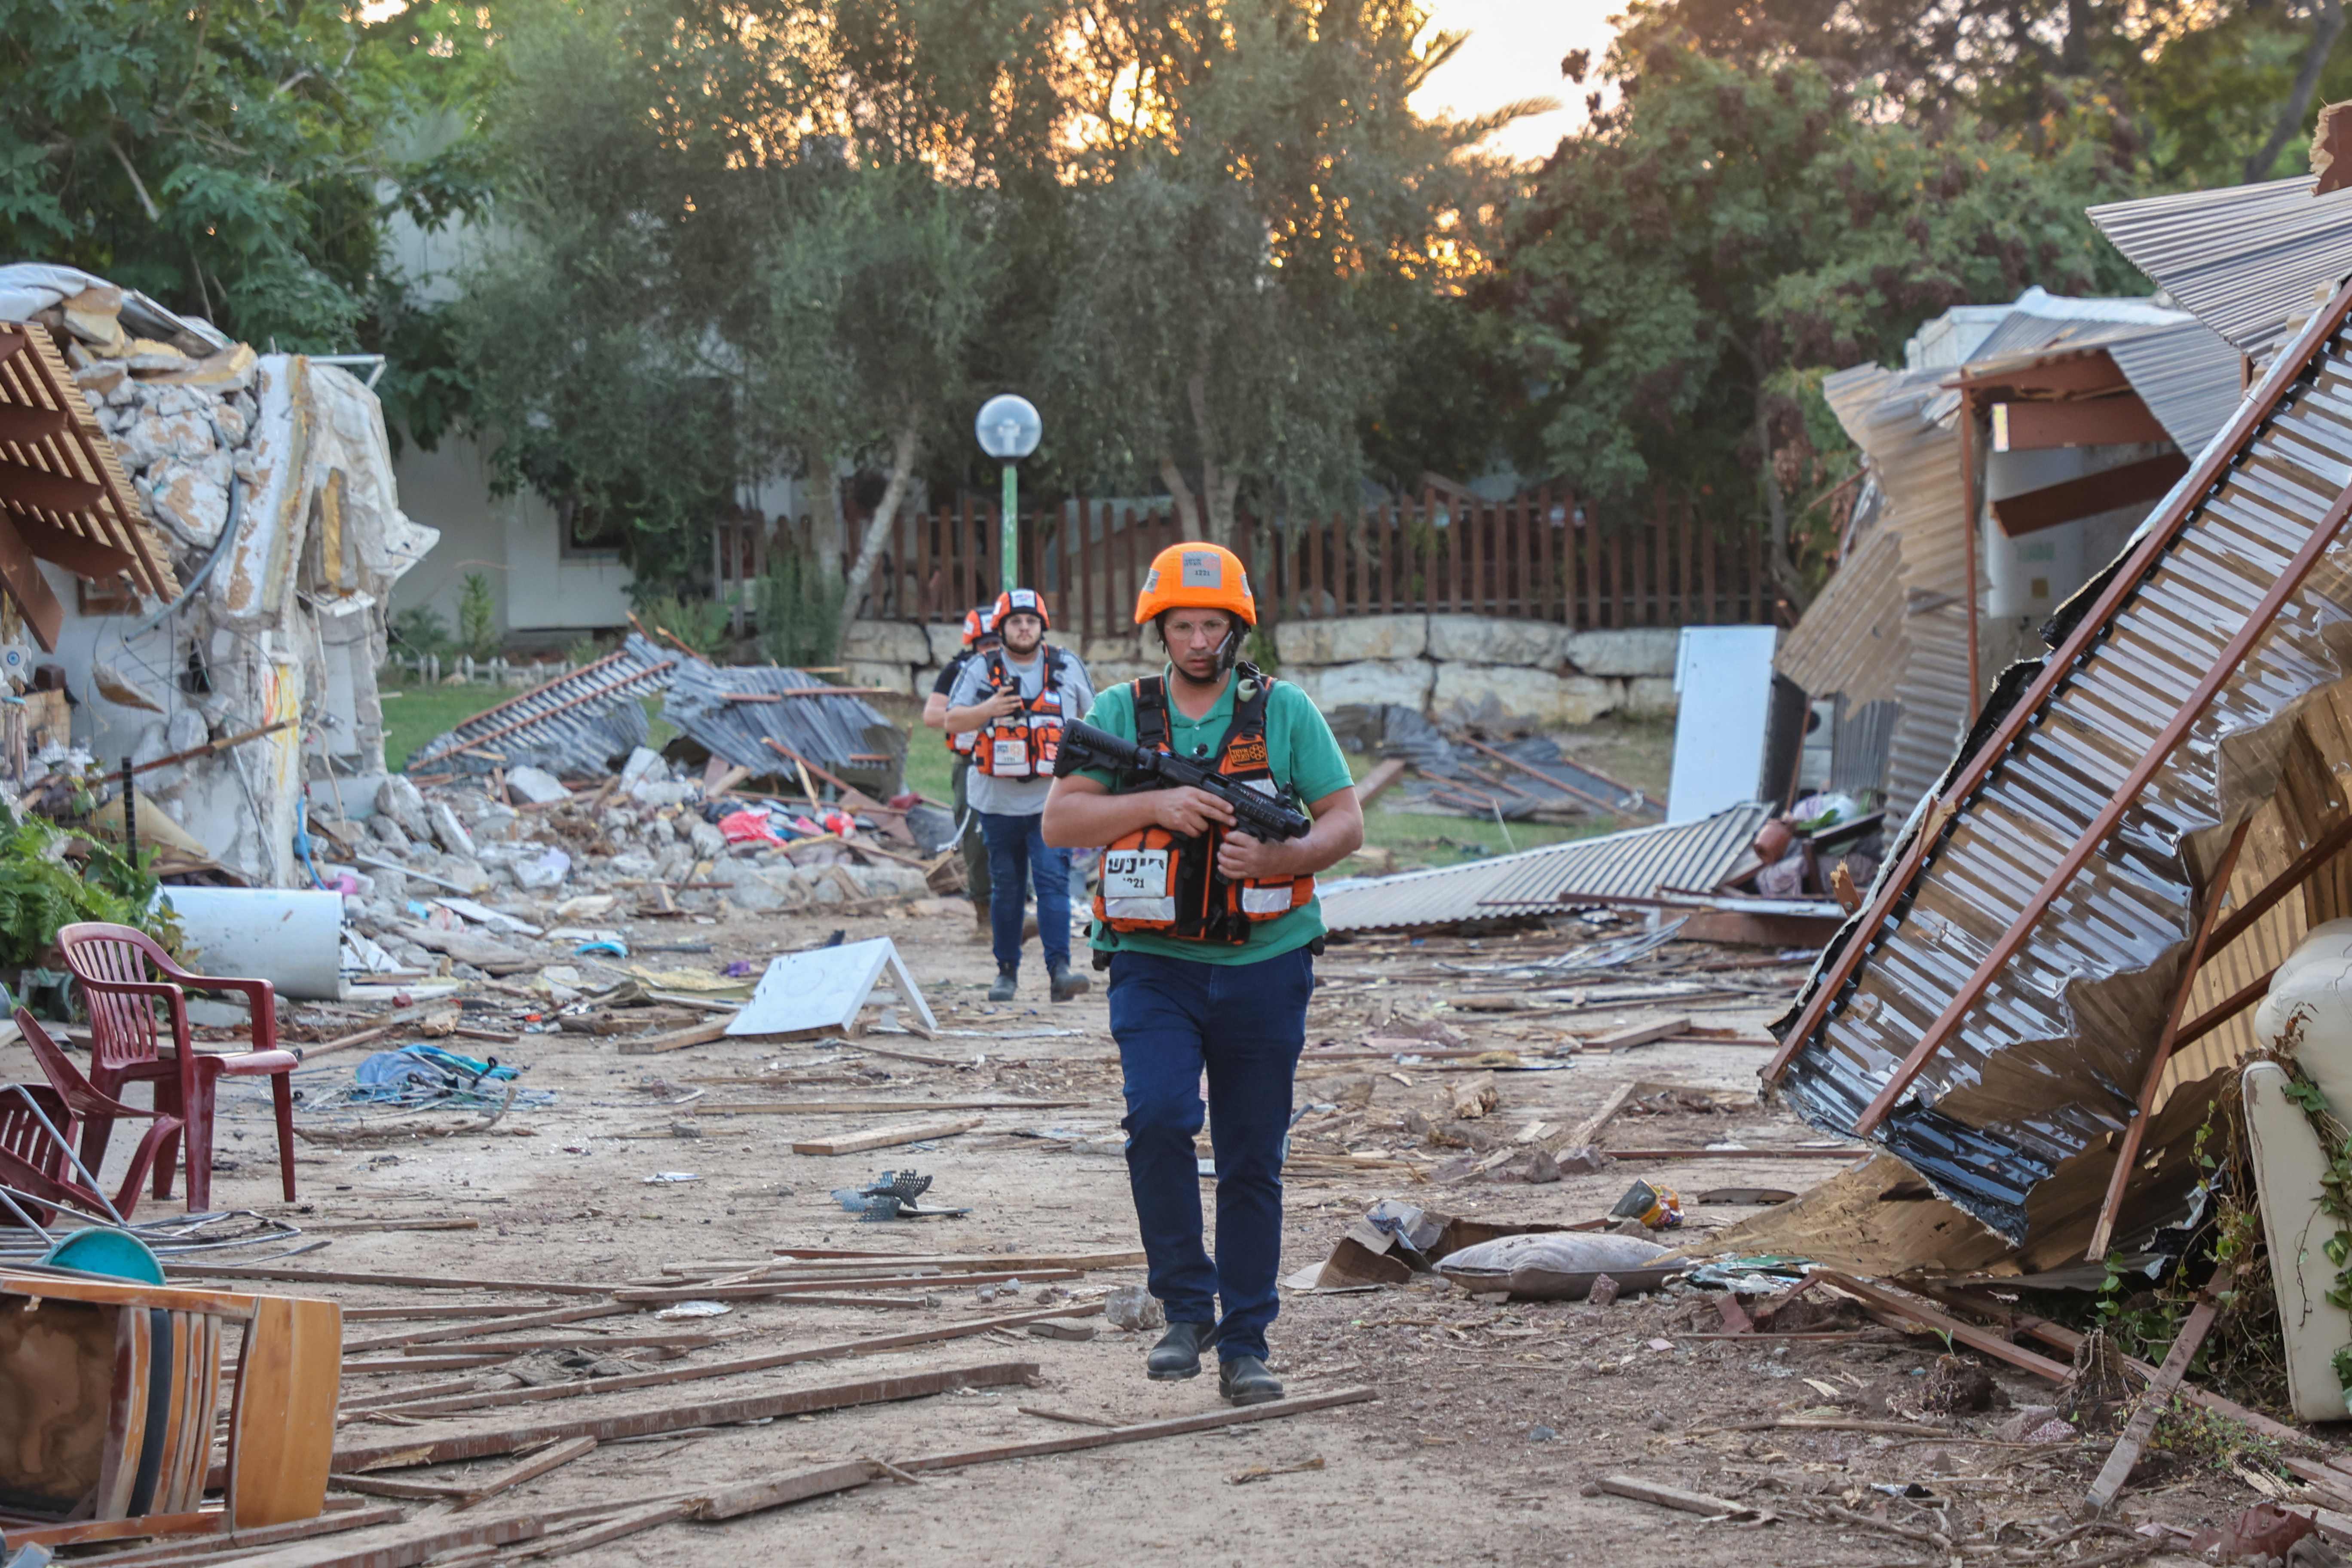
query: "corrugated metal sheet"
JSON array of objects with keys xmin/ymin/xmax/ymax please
[
  {"xmin": 1775, "ymin": 299, "xmax": 2352, "ymax": 1248},
  {"xmin": 663, "ymin": 654, "xmax": 906, "ymax": 790},
  {"xmin": 1815, "ymin": 364, "xmax": 1977, "ymax": 821},
  {"xmin": 2089, "ymin": 176, "xmax": 2352, "ymax": 361},
  {"xmin": 407, "ymin": 634, "xmax": 674, "ymax": 776},
  {"xmin": 1775, "ymin": 527, "xmax": 1907, "ymax": 711},
  {"xmin": 1831, "ymin": 699, "xmax": 1900, "ymax": 797},
  {"xmin": 2104, "ymin": 319, "xmax": 2248, "ymax": 460},
  {"xmin": 1320, "ymin": 805, "xmax": 1772, "ymax": 932}
]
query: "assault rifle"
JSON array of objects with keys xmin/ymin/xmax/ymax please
[{"xmin": 1054, "ymin": 720, "xmax": 1313, "ymax": 842}]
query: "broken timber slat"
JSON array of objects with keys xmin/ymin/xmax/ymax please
[
  {"xmin": 352, "ymin": 1303, "xmax": 1099, "ymax": 1420},
  {"xmin": 332, "ymin": 1360, "xmax": 1038, "ymax": 1472},
  {"xmin": 1583, "ymin": 1016, "xmax": 1692, "ymax": 1051},
  {"xmin": 1562, "ymin": 1083, "xmax": 1638, "ymax": 1149},
  {"xmin": 616, "ymin": 1018, "xmax": 730, "ymax": 1056},
  {"xmin": 1814, "ymin": 1272, "xmax": 2073, "ymax": 1381},
  {"xmin": 896, "ymin": 1386, "xmax": 1377, "ymax": 1472},
  {"xmin": 1596, "ymin": 1474, "xmax": 1770, "ymax": 1520},
  {"xmin": 1355, "ymin": 757, "xmax": 1407, "ymax": 805},
  {"xmin": 611, "ymin": 1267, "xmax": 1075, "ymax": 1303},
  {"xmin": 790, "ymin": 1115, "xmax": 983, "ymax": 1155},
  {"xmin": 2004, "ymin": 1309, "xmax": 2307, "ymax": 1448},
  {"xmin": 342, "ymin": 1302, "xmax": 633, "ymax": 1354},
  {"xmin": 452, "ymin": 1436, "xmax": 598, "ymax": 1511},
  {"xmin": 55, "ymin": 1506, "xmax": 409, "ymax": 1568},
  {"xmin": 694, "ymin": 1099, "xmax": 1082, "ymax": 1115},
  {"xmin": 167, "ymin": 1265, "xmax": 610, "ymax": 1296},
  {"xmin": 2086, "ymin": 1268, "xmax": 2236, "ymax": 1508}
]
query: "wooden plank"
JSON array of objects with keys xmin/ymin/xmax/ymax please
[
  {"xmin": 1992, "ymin": 452, "xmax": 2187, "ymax": 536},
  {"xmin": 355, "ymin": 1304, "xmax": 1097, "ymax": 1424},
  {"xmin": 1597, "ymin": 1474, "xmax": 1769, "ymax": 1520},
  {"xmin": 331, "ymin": 1360, "xmax": 1038, "ymax": 1472},
  {"xmin": 2089, "ymin": 817, "xmax": 2253, "ymax": 1261},
  {"xmin": 695, "ymin": 1099, "xmax": 1079, "ymax": 1115},
  {"xmin": 343, "ymin": 1302, "xmax": 631, "ymax": 1354},
  {"xmin": 1585, "ymin": 1016, "xmax": 1693, "ymax": 1052},
  {"xmin": 1563, "ymin": 1082, "xmax": 1639, "ymax": 1149},
  {"xmin": 0, "ymin": 508, "xmax": 64, "ymax": 648},
  {"xmin": 55, "ymin": 1507, "xmax": 407, "ymax": 1566},
  {"xmin": 1816, "ymin": 1272, "xmax": 2071, "ymax": 1380},
  {"xmin": 338, "ymin": 1302, "xmax": 580, "ymax": 1323},
  {"xmin": 616, "ymin": 1017, "xmax": 731, "ymax": 1056},
  {"xmin": 227, "ymin": 1295, "xmax": 343, "ymax": 1528},
  {"xmin": 452, "ymin": 1435, "xmax": 597, "ymax": 1510},
  {"xmin": 2085, "ymin": 1268, "xmax": 2235, "ymax": 1508},
  {"xmin": 169, "ymin": 1265, "xmax": 609, "ymax": 1296},
  {"xmin": 897, "ymin": 1386, "xmax": 1376, "ymax": 1471},
  {"xmin": 1354, "ymin": 758, "xmax": 1407, "ymax": 806},
  {"xmin": 11, "ymin": 509, "xmax": 138, "ymax": 577},
  {"xmin": 790, "ymin": 1115, "xmax": 983, "ymax": 1155},
  {"xmin": 612, "ymin": 1266, "xmax": 1076, "ymax": 1305},
  {"xmin": 501, "ymin": 1500, "xmax": 693, "ymax": 1561},
  {"xmin": 216, "ymin": 1512, "xmax": 549, "ymax": 1568}
]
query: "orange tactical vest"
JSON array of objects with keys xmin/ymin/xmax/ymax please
[
  {"xmin": 971, "ymin": 647, "xmax": 1070, "ymax": 778},
  {"xmin": 1093, "ymin": 667, "xmax": 1314, "ymax": 943}
]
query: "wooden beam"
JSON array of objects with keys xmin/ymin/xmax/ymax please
[
  {"xmin": 1355, "ymin": 757, "xmax": 1407, "ymax": 806},
  {"xmin": 897, "ymin": 1386, "xmax": 1377, "ymax": 1472},
  {"xmin": 331, "ymin": 1360, "xmax": 1037, "ymax": 1472},
  {"xmin": 450, "ymin": 1435, "xmax": 597, "ymax": 1511},
  {"xmin": 1761, "ymin": 276, "xmax": 2352, "ymax": 1094},
  {"xmin": 1990, "ymin": 453, "xmax": 2189, "ymax": 537},
  {"xmin": 1992, "ymin": 397, "xmax": 2170, "ymax": 451},
  {"xmin": 168, "ymin": 1264, "xmax": 610, "ymax": 1296},
  {"xmin": 1845, "ymin": 437, "xmax": 2352, "ymax": 1136},
  {"xmin": 2085, "ymin": 1267, "xmax": 2235, "ymax": 1507},
  {"xmin": 2087, "ymin": 816, "xmax": 2253, "ymax": 1261},
  {"xmin": 0, "ymin": 454, "xmax": 102, "ymax": 513},
  {"xmin": 341, "ymin": 1302, "xmax": 634, "ymax": 1354},
  {"xmin": 10, "ymin": 509, "xmax": 138, "ymax": 578},
  {"xmin": 2205, "ymin": 812, "xmax": 2352, "ymax": 957},
  {"xmin": 0, "ymin": 403, "xmax": 67, "ymax": 444},
  {"xmin": 0, "ymin": 508, "xmax": 64, "ymax": 649},
  {"xmin": 790, "ymin": 1115, "xmax": 983, "ymax": 1155},
  {"xmin": 2171, "ymin": 967, "xmax": 2278, "ymax": 1054},
  {"xmin": 1814, "ymin": 1271, "xmax": 2073, "ymax": 1380},
  {"xmin": 1951, "ymin": 350, "xmax": 2129, "ymax": 398},
  {"xmin": 352, "ymin": 1302, "xmax": 1098, "ymax": 1421}
]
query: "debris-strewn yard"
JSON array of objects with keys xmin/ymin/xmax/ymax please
[{"xmin": 3, "ymin": 863, "xmax": 2292, "ymax": 1565}]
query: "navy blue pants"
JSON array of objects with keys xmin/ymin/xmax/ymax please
[
  {"xmin": 1108, "ymin": 945, "xmax": 1314, "ymax": 1362},
  {"xmin": 980, "ymin": 810, "xmax": 1071, "ymax": 975}
]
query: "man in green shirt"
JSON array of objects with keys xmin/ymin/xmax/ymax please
[{"xmin": 1043, "ymin": 541, "xmax": 1362, "ymax": 1406}]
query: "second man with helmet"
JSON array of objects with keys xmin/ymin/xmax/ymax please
[{"xmin": 943, "ymin": 587, "xmax": 1096, "ymax": 1002}]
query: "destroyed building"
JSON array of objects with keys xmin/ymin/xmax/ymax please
[
  {"xmin": 1760, "ymin": 172, "xmax": 2352, "ymax": 1272},
  {"xmin": 0, "ymin": 264, "xmax": 437, "ymax": 886}
]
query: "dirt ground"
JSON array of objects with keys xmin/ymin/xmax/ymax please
[{"xmin": 2, "ymin": 896, "xmax": 2271, "ymax": 1566}]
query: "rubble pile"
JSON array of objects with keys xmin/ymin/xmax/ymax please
[{"xmin": 333, "ymin": 749, "xmax": 934, "ymax": 981}]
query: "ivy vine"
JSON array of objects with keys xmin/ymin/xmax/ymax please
[{"xmin": 2279, "ymin": 1072, "xmax": 2352, "ymax": 1390}]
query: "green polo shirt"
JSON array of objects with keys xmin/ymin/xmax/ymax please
[{"xmin": 1072, "ymin": 666, "xmax": 1355, "ymax": 965}]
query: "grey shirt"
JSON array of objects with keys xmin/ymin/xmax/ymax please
[{"xmin": 948, "ymin": 645, "xmax": 1096, "ymax": 816}]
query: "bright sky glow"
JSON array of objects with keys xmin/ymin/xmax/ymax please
[{"xmin": 1415, "ymin": 0, "xmax": 1623, "ymax": 163}]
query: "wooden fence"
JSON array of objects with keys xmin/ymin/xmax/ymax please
[{"xmin": 717, "ymin": 489, "xmax": 1780, "ymax": 643}]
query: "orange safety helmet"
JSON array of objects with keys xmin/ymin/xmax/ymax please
[
  {"xmin": 960, "ymin": 605, "xmax": 998, "ymax": 646},
  {"xmin": 1134, "ymin": 542, "xmax": 1256, "ymax": 626},
  {"xmin": 992, "ymin": 587, "xmax": 1051, "ymax": 633}
]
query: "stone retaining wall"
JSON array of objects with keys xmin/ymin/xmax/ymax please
[{"xmin": 841, "ymin": 614, "xmax": 1681, "ymax": 725}]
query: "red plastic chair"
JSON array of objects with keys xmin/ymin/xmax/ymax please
[
  {"xmin": 56, "ymin": 922, "xmax": 300, "ymax": 1213},
  {"xmin": 11, "ymin": 1008, "xmax": 184, "ymax": 1222}
]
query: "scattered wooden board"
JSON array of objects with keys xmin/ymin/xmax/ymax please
[
  {"xmin": 694, "ymin": 1099, "xmax": 1082, "ymax": 1115},
  {"xmin": 617, "ymin": 1019, "xmax": 731, "ymax": 1056},
  {"xmin": 1583, "ymin": 1016, "xmax": 1693, "ymax": 1052},
  {"xmin": 790, "ymin": 1115, "xmax": 983, "ymax": 1155}
]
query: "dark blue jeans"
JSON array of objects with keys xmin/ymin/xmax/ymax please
[
  {"xmin": 979, "ymin": 810, "xmax": 1071, "ymax": 975},
  {"xmin": 1109, "ymin": 945, "xmax": 1314, "ymax": 1362}
]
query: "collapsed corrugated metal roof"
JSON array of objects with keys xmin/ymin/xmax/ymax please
[
  {"xmin": 407, "ymin": 634, "xmax": 673, "ymax": 777},
  {"xmin": 1320, "ymin": 804, "xmax": 1770, "ymax": 932},
  {"xmin": 1764, "ymin": 277, "xmax": 2352, "ymax": 1256},
  {"xmin": 2104, "ymin": 319, "xmax": 2247, "ymax": 459},
  {"xmin": 662, "ymin": 655, "xmax": 905, "ymax": 791},
  {"xmin": 2089, "ymin": 177, "xmax": 2352, "ymax": 362}
]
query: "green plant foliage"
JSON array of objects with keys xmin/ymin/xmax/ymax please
[
  {"xmin": 0, "ymin": 810, "xmax": 174, "ymax": 972},
  {"xmin": 758, "ymin": 554, "xmax": 842, "ymax": 671},
  {"xmin": 639, "ymin": 593, "xmax": 734, "ymax": 660},
  {"xmin": 389, "ymin": 605, "xmax": 453, "ymax": 660},
  {"xmin": 458, "ymin": 573, "xmax": 499, "ymax": 660}
]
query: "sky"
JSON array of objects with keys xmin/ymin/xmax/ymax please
[{"xmin": 1414, "ymin": 0, "xmax": 1624, "ymax": 163}]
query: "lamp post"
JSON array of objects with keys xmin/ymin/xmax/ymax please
[{"xmin": 974, "ymin": 394, "xmax": 1042, "ymax": 594}]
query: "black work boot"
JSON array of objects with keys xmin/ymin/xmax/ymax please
[
  {"xmin": 1049, "ymin": 963, "xmax": 1090, "ymax": 1001},
  {"xmin": 1147, "ymin": 1320, "xmax": 1213, "ymax": 1381},
  {"xmin": 987, "ymin": 970, "xmax": 1017, "ymax": 1002},
  {"xmin": 1218, "ymin": 1355, "xmax": 1284, "ymax": 1406}
]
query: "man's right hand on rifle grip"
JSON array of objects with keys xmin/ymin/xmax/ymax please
[{"xmin": 1152, "ymin": 786, "xmax": 1237, "ymax": 837}]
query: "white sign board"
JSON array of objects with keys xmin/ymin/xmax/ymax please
[
  {"xmin": 726, "ymin": 937, "xmax": 939, "ymax": 1040},
  {"xmin": 1665, "ymin": 625, "xmax": 1781, "ymax": 825}
]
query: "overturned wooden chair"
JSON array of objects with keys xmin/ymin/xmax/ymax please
[{"xmin": 0, "ymin": 1269, "xmax": 340, "ymax": 1550}]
